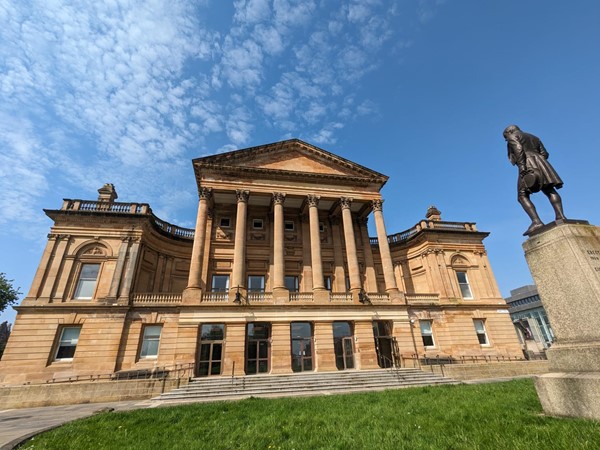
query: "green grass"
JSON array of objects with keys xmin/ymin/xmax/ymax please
[{"xmin": 22, "ymin": 379, "xmax": 600, "ymax": 449}]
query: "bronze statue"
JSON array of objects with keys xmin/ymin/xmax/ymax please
[{"xmin": 503, "ymin": 125, "xmax": 567, "ymax": 236}]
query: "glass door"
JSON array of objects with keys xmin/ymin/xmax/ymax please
[
  {"xmin": 291, "ymin": 322, "xmax": 313, "ymax": 372},
  {"xmin": 333, "ymin": 321, "xmax": 354, "ymax": 370},
  {"xmin": 196, "ymin": 324, "xmax": 225, "ymax": 377},
  {"xmin": 245, "ymin": 323, "xmax": 271, "ymax": 375}
]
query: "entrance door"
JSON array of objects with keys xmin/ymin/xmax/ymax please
[
  {"xmin": 333, "ymin": 321, "xmax": 354, "ymax": 370},
  {"xmin": 196, "ymin": 324, "xmax": 225, "ymax": 377},
  {"xmin": 373, "ymin": 321, "xmax": 395, "ymax": 368},
  {"xmin": 245, "ymin": 323, "xmax": 271, "ymax": 375},
  {"xmin": 291, "ymin": 322, "xmax": 313, "ymax": 372}
]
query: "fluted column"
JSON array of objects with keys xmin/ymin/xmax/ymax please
[
  {"xmin": 340, "ymin": 197, "xmax": 361, "ymax": 291},
  {"xmin": 187, "ymin": 187, "xmax": 212, "ymax": 289},
  {"xmin": 307, "ymin": 195, "xmax": 325, "ymax": 290},
  {"xmin": 231, "ymin": 190, "xmax": 249, "ymax": 291},
  {"xmin": 272, "ymin": 192, "xmax": 286, "ymax": 290},
  {"xmin": 372, "ymin": 199, "xmax": 399, "ymax": 293}
]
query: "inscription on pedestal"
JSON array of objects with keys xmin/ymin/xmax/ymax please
[{"xmin": 585, "ymin": 250, "xmax": 600, "ymax": 272}]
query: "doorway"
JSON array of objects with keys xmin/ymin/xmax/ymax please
[
  {"xmin": 291, "ymin": 322, "xmax": 313, "ymax": 372},
  {"xmin": 373, "ymin": 321, "xmax": 398, "ymax": 368},
  {"xmin": 196, "ymin": 324, "xmax": 225, "ymax": 377},
  {"xmin": 333, "ymin": 321, "xmax": 354, "ymax": 370},
  {"xmin": 245, "ymin": 322, "xmax": 271, "ymax": 375}
]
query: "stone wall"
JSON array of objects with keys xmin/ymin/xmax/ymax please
[
  {"xmin": 427, "ymin": 360, "xmax": 549, "ymax": 381},
  {"xmin": 0, "ymin": 378, "xmax": 188, "ymax": 410}
]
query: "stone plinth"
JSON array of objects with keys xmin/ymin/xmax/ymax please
[{"xmin": 523, "ymin": 221, "xmax": 600, "ymax": 420}]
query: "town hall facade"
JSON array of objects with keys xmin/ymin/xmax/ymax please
[{"xmin": 0, "ymin": 139, "xmax": 522, "ymax": 384}]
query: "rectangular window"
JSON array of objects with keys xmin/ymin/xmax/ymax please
[
  {"xmin": 419, "ymin": 320, "xmax": 435, "ymax": 347},
  {"xmin": 284, "ymin": 220, "xmax": 295, "ymax": 231},
  {"xmin": 55, "ymin": 327, "xmax": 81, "ymax": 360},
  {"xmin": 140, "ymin": 325, "xmax": 162, "ymax": 358},
  {"xmin": 285, "ymin": 276, "xmax": 299, "ymax": 292},
  {"xmin": 456, "ymin": 271, "xmax": 473, "ymax": 299},
  {"xmin": 252, "ymin": 219, "xmax": 263, "ymax": 229},
  {"xmin": 248, "ymin": 275, "xmax": 265, "ymax": 292},
  {"xmin": 319, "ymin": 222, "xmax": 325, "ymax": 233},
  {"xmin": 473, "ymin": 319, "xmax": 489, "ymax": 345},
  {"xmin": 211, "ymin": 275, "xmax": 230, "ymax": 292},
  {"xmin": 219, "ymin": 217, "xmax": 231, "ymax": 228},
  {"xmin": 73, "ymin": 264, "xmax": 100, "ymax": 299}
]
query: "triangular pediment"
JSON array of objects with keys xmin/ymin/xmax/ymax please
[{"xmin": 193, "ymin": 139, "xmax": 388, "ymax": 183}]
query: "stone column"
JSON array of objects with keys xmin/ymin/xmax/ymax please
[
  {"xmin": 40, "ymin": 234, "xmax": 70, "ymax": 302},
  {"xmin": 330, "ymin": 216, "xmax": 347, "ymax": 292},
  {"xmin": 358, "ymin": 217, "xmax": 377, "ymax": 292},
  {"xmin": 107, "ymin": 238, "xmax": 130, "ymax": 301},
  {"xmin": 272, "ymin": 192, "xmax": 286, "ymax": 290},
  {"xmin": 186, "ymin": 187, "xmax": 212, "ymax": 289},
  {"xmin": 231, "ymin": 190, "xmax": 249, "ymax": 294},
  {"xmin": 26, "ymin": 234, "xmax": 60, "ymax": 301},
  {"xmin": 340, "ymin": 197, "xmax": 362, "ymax": 293},
  {"xmin": 118, "ymin": 238, "xmax": 140, "ymax": 303},
  {"xmin": 308, "ymin": 195, "xmax": 325, "ymax": 291},
  {"xmin": 372, "ymin": 199, "xmax": 399, "ymax": 295}
]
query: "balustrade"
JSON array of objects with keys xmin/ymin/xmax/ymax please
[
  {"xmin": 289, "ymin": 292, "xmax": 314, "ymax": 302},
  {"xmin": 132, "ymin": 293, "xmax": 182, "ymax": 304}
]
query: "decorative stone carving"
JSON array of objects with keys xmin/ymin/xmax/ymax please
[
  {"xmin": 199, "ymin": 187, "xmax": 213, "ymax": 201},
  {"xmin": 236, "ymin": 190, "xmax": 249, "ymax": 203},
  {"xmin": 307, "ymin": 194, "xmax": 320, "ymax": 207},
  {"xmin": 272, "ymin": 192, "xmax": 286, "ymax": 205},
  {"xmin": 372, "ymin": 199, "xmax": 384, "ymax": 212},
  {"xmin": 83, "ymin": 245, "xmax": 106, "ymax": 256},
  {"xmin": 340, "ymin": 197, "xmax": 353, "ymax": 210}
]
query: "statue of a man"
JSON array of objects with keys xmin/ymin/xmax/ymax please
[{"xmin": 503, "ymin": 125, "xmax": 567, "ymax": 236}]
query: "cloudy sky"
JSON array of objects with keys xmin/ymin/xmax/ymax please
[{"xmin": 1, "ymin": 0, "xmax": 599, "ymax": 323}]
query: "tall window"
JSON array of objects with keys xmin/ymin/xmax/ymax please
[
  {"xmin": 473, "ymin": 319, "xmax": 489, "ymax": 345},
  {"xmin": 248, "ymin": 275, "xmax": 265, "ymax": 292},
  {"xmin": 73, "ymin": 264, "xmax": 100, "ymax": 299},
  {"xmin": 285, "ymin": 276, "xmax": 299, "ymax": 292},
  {"xmin": 456, "ymin": 271, "xmax": 473, "ymax": 299},
  {"xmin": 140, "ymin": 325, "xmax": 162, "ymax": 358},
  {"xmin": 419, "ymin": 320, "xmax": 435, "ymax": 348},
  {"xmin": 324, "ymin": 276, "xmax": 332, "ymax": 291},
  {"xmin": 211, "ymin": 275, "xmax": 230, "ymax": 292},
  {"xmin": 54, "ymin": 327, "xmax": 81, "ymax": 360}
]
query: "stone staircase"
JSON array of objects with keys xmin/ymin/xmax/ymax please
[{"xmin": 152, "ymin": 368, "xmax": 458, "ymax": 404}]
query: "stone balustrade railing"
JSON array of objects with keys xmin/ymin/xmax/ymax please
[
  {"xmin": 201, "ymin": 292, "xmax": 229, "ymax": 302},
  {"xmin": 60, "ymin": 199, "xmax": 194, "ymax": 241},
  {"xmin": 247, "ymin": 292, "xmax": 273, "ymax": 303},
  {"xmin": 132, "ymin": 293, "xmax": 182, "ymax": 304},
  {"xmin": 370, "ymin": 220, "xmax": 477, "ymax": 246},
  {"xmin": 330, "ymin": 292, "xmax": 353, "ymax": 302},
  {"xmin": 367, "ymin": 292, "xmax": 390, "ymax": 302},
  {"xmin": 289, "ymin": 292, "xmax": 314, "ymax": 302}
]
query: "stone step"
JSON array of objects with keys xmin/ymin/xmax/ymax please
[{"xmin": 153, "ymin": 369, "xmax": 457, "ymax": 404}]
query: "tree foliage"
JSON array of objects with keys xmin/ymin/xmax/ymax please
[{"xmin": 0, "ymin": 273, "xmax": 21, "ymax": 313}]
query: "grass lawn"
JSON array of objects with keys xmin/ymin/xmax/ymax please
[{"xmin": 22, "ymin": 379, "xmax": 600, "ymax": 449}]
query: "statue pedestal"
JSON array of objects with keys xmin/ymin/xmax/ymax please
[{"xmin": 523, "ymin": 221, "xmax": 600, "ymax": 420}]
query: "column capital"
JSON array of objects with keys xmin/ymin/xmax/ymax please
[
  {"xmin": 372, "ymin": 199, "xmax": 384, "ymax": 212},
  {"xmin": 236, "ymin": 190, "xmax": 250, "ymax": 203},
  {"xmin": 307, "ymin": 194, "xmax": 320, "ymax": 207},
  {"xmin": 273, "ymin": 192, "xmax": 286, "ymax": 205},
  {"xmin": 340, "ymin": 197, "xmax": 353, "ymax": 210},
  {"xmin": 199, "ymin": 187, "xmax": 213, "ymax": 201}
]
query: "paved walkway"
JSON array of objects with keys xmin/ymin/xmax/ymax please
[{"xmin": 0, "ymin": 400, "xmax": 154, "ymax": 449}]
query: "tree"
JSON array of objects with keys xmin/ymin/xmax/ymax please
[
  {"xmin": 0, "ymin": 273, "xmax": 21, "ymax": 313},
  {"xmin": 0, "ymin": 321, "xmax": 11, "ymax": 359}
]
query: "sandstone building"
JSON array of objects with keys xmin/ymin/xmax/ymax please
[{"xmin": 0, "ymin": 139, "xmax": 522, "ymax": 384}]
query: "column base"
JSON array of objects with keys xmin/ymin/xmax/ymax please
[
  {"xmin": 182, "ymin": 287, "xmax": 202, "ymax": 305},
  {"xmin": 535, "ymin": 372, "xmax": 600, "ymax": 420},
  {"xmin": 546, "ymin": 341, "xmax": 600, "ymax": 372}
]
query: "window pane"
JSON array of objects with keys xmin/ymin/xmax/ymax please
[
  {"xmin": 212, "ymin": 275, "xmax": 230, "ymax": 292},
  {"xmin": 419, "ymin": 321, "xmax": 432, "ymax": 335},
  {"xmin": 473, "ymin": 320, "xmax": 485, "ymax": 333},
  {"xmin": 140, "ymin": 325, "xmax": 162, "ymax": 358},
  {"xmin": 55, "ymin": 327, "xmax": 81, "ymax": 360},
  {"xmin": 201, "ymin": 324, "xmax": 225, "ymax": 340},
  {"xmin": 333, "ymin": 321, "xmax": 352, "ymax": 338},
  {"xmin": 248, "ymin": 276, "xmax": 265, "ymax": 292},
  {"xmin": 285, "ymin": 276, "xmax": 298, "ymax": 292},
  {"xmin": 456, "ymin": 272, "xmax": 468, "ymax": 284},
  {"xmin": 74, "ymin": 264, "xmax": 100, "ymax": 299}
]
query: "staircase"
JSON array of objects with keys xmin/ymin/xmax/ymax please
[{"xmin": 153, "ymin": 368, "xmax": 457, "ymax": 404}]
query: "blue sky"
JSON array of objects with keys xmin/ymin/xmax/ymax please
[{"xmin": 1, "ymin": 0, "xmax": 599, "ymax": 324}]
